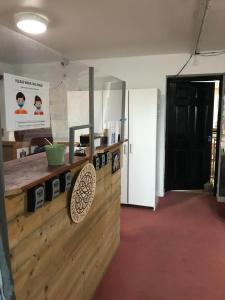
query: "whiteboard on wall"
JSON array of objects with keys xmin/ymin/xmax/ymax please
[{"xmin": 3, "ymin": 73, "xmax": 50, "ymax": 131}]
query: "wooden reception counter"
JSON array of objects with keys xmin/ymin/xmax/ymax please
[{"xmin": 4, "ymin": 142, "xmax": 123, "ymax": 300}]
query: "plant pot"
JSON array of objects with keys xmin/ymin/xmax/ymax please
[{"xmin": 45, "ymin": 144, "xmax": 66, "ymax": 166}]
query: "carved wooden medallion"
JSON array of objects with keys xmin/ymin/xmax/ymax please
[{"xmin": 70, "ymin": 163, "xmax": 96, "ymax": 223}]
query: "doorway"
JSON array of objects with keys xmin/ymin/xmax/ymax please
[{"xmin": 165, "ymin": 75, "xmax": 223, "ymax": 194}]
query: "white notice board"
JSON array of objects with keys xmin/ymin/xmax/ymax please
[{"xmin": 3, "ymin": 73, "xmax": 50, "ymax": 131}]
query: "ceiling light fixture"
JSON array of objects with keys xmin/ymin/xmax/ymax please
[{"xmin": 15, "ymin": 13, "xmax": 48, "ymax": 34}]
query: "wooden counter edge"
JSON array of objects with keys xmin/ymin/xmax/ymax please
[
  {"xmin": 5, "ymin": 188, "xmax": 24, "ymax": 198},
  {"xmin": 96, "ymin": 139, "xmax": 128, "ymax": 153},
  {"xmin": 4, "ymin": 155, "xmax": 90, "ymax": 196},
  {"xmin": 4, "ymin": 141, "xmax": 127, "ymax": 196}
]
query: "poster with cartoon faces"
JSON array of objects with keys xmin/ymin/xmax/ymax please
[{"xmin": 3, "ymin": 73, "xmax": 50, "ymax": 131}]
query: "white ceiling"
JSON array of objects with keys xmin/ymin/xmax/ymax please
[
  {"xmin": 198, "ymin": 0, "xmax": 225, "ymax": 51},
  {"xmin": 0, "ymin": 0, "xmax": 224, "ymax": 61}
]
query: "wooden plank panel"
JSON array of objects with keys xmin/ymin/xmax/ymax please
[
  {"xmin": 8, "ymin": 191, "xmax": 68, "ymax": 250},
  {"xmin": 11, "ymin": 173, "xmax": 113, "ymax": 273},
  {"xmin": 11, "ymin": 172, "xmax": 118, "ymax": 279},
  {"xmin": 15, "ymin": 197, "xmax": 120, "ymax": 300},
  {"xmin": 46, "ymin": 208, "xmax": 120, "ymax": 300},
  {"xmin": 82, "ymin": 223, "xmax": 120, "ymax": 300},
  {"xmin": 7, "ymin": 164, "xmax": 85, "ymax": 249},
  {"xmin": 12, "ymin": 186, "xmax": 117, "ymax": 294},
  {"xmin": 6, "ymin": 146, "xmax": 122, "ymax": 300},
  {"xmin": 5, "ymin": 193, "xmax": 25, "ymax": 222},
  {"xmin": 96, "ymin": 163, "xmax": 111, "ymax": 182}
]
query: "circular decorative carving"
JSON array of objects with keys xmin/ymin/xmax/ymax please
[{"xmin": 70, "ymin": 163, "xmax": 96, "ymax": 223}]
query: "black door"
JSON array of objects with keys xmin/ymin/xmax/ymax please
[{"xmin": 165, "ymin": 79, "xmax": 215, "ymax": 190}]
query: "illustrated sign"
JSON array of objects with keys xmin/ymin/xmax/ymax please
[
  {"xmin": 112, "ymin": 150, "xmax": 120, "ymax": 174},
  {"xmin": 3, "ymin": 73, "xmax": 50, "ymax": 131},
  {"xmin": 70, "ymin": 163, "xmax": 96, "ymax": 223},
  {"xmin": 16, "ymin": 147, "xmax": 29, "ymax": 159}
]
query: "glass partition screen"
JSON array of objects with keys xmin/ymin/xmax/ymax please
[{"xmin": 94, "ymin": 70, "xmax": 124, "ymax": 149}]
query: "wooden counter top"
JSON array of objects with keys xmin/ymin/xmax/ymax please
[
  {"xmin": 4, "ymin": 152, "xmax": 90, "ymax": 196},
  {"xmin": 95, "ymin": 140, "xmax": 126, "ymax": 153},
  {"xmin": 4, "ymin": 141, "xmax": 126, "ymax": 196}
]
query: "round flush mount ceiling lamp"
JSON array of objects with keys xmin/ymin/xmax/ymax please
[{"xmin": 15, "ymin": 12, "xmax": 48, "ymax": 34}]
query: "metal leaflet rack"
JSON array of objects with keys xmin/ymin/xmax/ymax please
[{"xmin": 69, "ymin": 124, "xmax": 94, "ymax": 164}]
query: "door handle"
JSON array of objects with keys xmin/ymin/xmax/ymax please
[
  {"xmin": 124, "ymin": 144, "xmax": 127, "ymax": 155},
  {"xmin": 129, "ymin": 144, "xmax": 132, "ymax": 154}
]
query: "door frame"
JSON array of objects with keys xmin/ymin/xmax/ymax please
[{"xmin": 165, "ymin": 74, "xmax": 224, "ymax": 195}]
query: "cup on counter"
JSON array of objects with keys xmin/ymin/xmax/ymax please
[{"xmin": 45, "ymin": 144, "xmax": 66, "ymax": 166}]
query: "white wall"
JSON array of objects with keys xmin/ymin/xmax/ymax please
[
  {"xmin": 0, "ymin": 62, "xmax": 16, "ymax": 74},
  {"xmin": 82, "ymin": 53, "xmax": 225, "ymax": 196}
]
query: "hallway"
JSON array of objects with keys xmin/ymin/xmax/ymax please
[{"xmin": 93, "ymin": 192, "xmax": 225, "ymax": 300}]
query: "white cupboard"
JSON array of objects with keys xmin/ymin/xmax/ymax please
[
  {"xmin": 121, "ymin": 89, "xmax": 159, "ymax": 209},
  {"xmin": 121, "ymin": 90, "xmax": 129, "ymax": 204},
  {"xmin": 121, "ymin": 141, "xmax": 129, "ymax": 204}
]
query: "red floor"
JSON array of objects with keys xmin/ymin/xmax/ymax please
[{"xmin": 93, "ymin": 191, "xmax": 225, "ymax": 300}]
